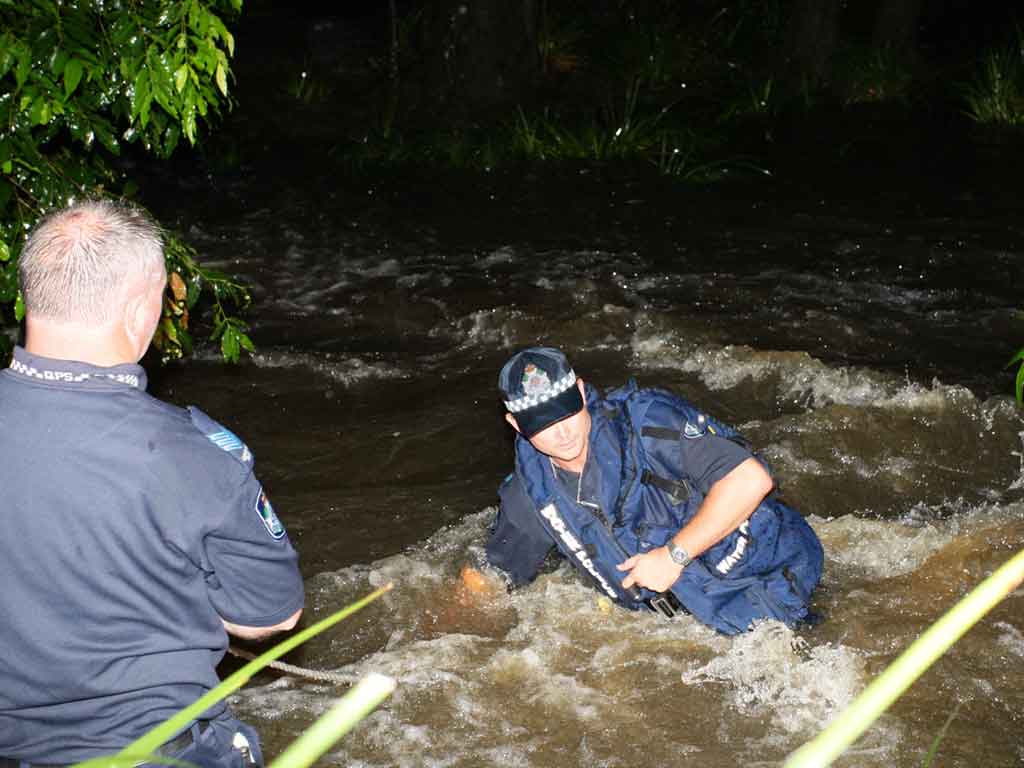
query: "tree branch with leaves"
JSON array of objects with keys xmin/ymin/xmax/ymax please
[{"xmin": 0, "ymin": 0, "xmax": 253, "ymax": 362}]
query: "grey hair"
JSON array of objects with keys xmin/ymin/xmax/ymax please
[{"xmin": 19, "ymin": 199, "xmax": 166, "ymax": 324}]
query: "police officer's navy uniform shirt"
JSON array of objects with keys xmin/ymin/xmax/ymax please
[
  {"xmin": 0, "ymin": 347, "xmax": 305, "ymax": 762},
  {"xmin": 486, "ymin": 388, "xmax": 753, "ymax": 585}
]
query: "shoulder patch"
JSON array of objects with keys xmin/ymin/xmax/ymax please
[
  {"xmin": 188, "ymin": 406, "xmax": 254, "ymax": 466},
  {"xmin": 255, "ymin": 487, "xmax": 286, "ymax": 539}
]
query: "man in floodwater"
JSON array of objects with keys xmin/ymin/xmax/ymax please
[
  {"xmin": 0, "ymin": 201, "xmax": 304, "ymax": 767},
  {"xmin": 463, "ymin": 346, "xmax": 823, "ymax": 634}
]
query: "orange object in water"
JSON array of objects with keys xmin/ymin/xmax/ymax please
[{"xmin": 461, "ymin": 566, "xmax": 490, "ymax": 594}]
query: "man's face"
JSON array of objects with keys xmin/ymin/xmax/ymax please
[{"xmin": 517, "ymin": 380, "xmax": 591, "ymax": 468}]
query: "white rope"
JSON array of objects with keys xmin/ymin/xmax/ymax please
[{"xmin": 227, "ymin": 645, "xmax": 353, "ymax": 686}]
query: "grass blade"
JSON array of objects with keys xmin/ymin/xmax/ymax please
[
  {"xmin": 785, "ymin": 550, "xmax": 1024, "ymax": 768},
  {"xmin": 114, "ymin": 583, "xmax": 393, "ymax": 762},
  {"xmin": 269, "ymin": 672, "xmax": 396, "ymax": 768},
  {"xmin": 921, "ymin": 701, "xmax": 962, "ymax": 768}
]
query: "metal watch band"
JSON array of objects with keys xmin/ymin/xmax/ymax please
[{"xmin": 667, "ymin": 541, "xmax": 692, "ymax": 567}]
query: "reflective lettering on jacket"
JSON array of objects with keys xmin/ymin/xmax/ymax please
[
  {"xmin": 539, "ymin": 503, "xmax": 619, "ymax": 599},
  {"xmin": 715, "ymin": 520, "xmax": 750, "ymax": 574}
]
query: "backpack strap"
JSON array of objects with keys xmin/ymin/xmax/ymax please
[
  {"xmin": 642, "ymin": 423, "xmax": 755, "ymax": 452},
  {"xmin": 640, "ymin": 426, "xmax": 682, "ymax": 441},
  {"xmin": 639, "ymin": 468, "xmax": 691, "ymax": 503}
]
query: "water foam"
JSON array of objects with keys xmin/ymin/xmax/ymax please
[
  {"xmin": 681, "ymin": 622, "xmax": 865, "ymax": 735},
  {"xmin": 230, "ymin": 504, "xmax": 1024, "ymax": 766},
  {"xmin": 814, "ymin": 514, "xmax": 954, "ymax": 578},
  {"xmin": 630, "ymin": 324, "xmax": 980, "ymax": 412},
  {"xmin": 250, "ymin": 350, "xmax": 405, "ymax": 385}
]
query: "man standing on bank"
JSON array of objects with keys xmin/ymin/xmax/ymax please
[
  {"xmin": 465, "ymin": 346, "xmax": 823, "ymax": 634},
  {"xmin": 0, "ymin": 201, "xmax": 304, "ymax": 767}
]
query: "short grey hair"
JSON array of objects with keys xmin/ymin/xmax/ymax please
[{"xmin": 19, "ymin": 199, "xmax": 166, "ymax": 324}]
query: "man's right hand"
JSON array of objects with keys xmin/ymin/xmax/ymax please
[
  {"xmin": 222, "ymin": 607, "xmax": 302, "ymax": 641},
  {"xmin": 617, "ymin": 548, "xmax": 684, "ymax": 593}
]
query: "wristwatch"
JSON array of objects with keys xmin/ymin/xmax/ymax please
[{"xmin": 666, "ymin": 540, "xmax": 692, "ymax": 568}]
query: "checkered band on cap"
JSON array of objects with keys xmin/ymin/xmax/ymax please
[{"xmin": 504, "ymin": 369, "xmax": 576, "ymax": 413}]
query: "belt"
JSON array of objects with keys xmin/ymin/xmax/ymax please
[{"xmin": 0, "ymin": 724, "xmax": 197, "ymax": 768}]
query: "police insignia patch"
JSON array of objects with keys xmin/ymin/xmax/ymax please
[
  {"xmin": 683, "ymin": 421, "xmax": 704, "ymax": 439},
  {"xmin": 255, "ymin": 489, "xmax": 286, "ymax": 539},
  {"xmin": 522, "ymin": 363, "xmax": 551, "ymax": 396}
]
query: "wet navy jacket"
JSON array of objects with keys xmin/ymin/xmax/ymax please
[
  {"xmin": 486, "ymin": 382, "xmax": 823, "ymax": 634},
  {"xmin": 0, "ymin": 347, "xmax": 305, "ymax": 763}
]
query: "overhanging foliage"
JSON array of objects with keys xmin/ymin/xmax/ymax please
[{"xmin": 0, "ymin": 0, "xmax": 252, "ymax": 361}]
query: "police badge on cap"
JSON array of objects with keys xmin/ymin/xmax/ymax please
[{"xmin": 498, "ymin": 347, "xmax": 584, "ymax": 438}]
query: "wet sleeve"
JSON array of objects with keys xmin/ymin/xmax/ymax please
[
  {"xmin": 485, "ymin": 476, "xmax": 557, "ymax": 586},
  {"xmin": 678, "ymin": 433, "xmax": 756, "ymax": 495},
  {"xmin": 202, "ymin": 472, "xmax": 305, "ymax": 627}
]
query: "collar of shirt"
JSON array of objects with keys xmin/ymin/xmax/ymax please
[
  {"xmin": 552, "ymin": 455, "xmax": 603, "ymax": 507},
  {"xmin": 6, "ymin": 345, "xmax": 148, "ymax": 391}
]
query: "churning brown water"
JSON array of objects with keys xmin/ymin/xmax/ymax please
[{"xmin": 145, "ymin": 159, "xmax": 1024, "ymax": 766}]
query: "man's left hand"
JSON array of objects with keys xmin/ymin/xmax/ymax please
[{"xmin": 617, "ymin": 547, "xmax": 684, "ymax": 593}]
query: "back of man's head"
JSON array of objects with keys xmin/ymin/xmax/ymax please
[{"xmin": 19, "ymin": 199, "xmax": 165, "ymax": 326}]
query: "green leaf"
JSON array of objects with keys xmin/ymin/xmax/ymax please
[
  {"xmin": 182, "ymin": 94, "xmax": 197, "ymax": 144},
  {"xmin": 209, "ymin": 15, "xmax": 235, "ymax": 57},
  {"xmin": 1010, "ymin": 347, "xmax": 1024, "ymax": 403},
  {"xmin": 0, "ymin": 38, "xmax": 14, "ymax": 78},
  {"xmin": 50, "ymin": 49, "xmax": 68, "ymax": 78},
  {"xmin": 15, "ymin": 43, "xmax": 30, "ymax": 88},
  {"xmin": 173, "ymin": 64, "xmax": 188, "ymax": 94},
  {"xmin": 185, "ymin": 278, "xmax": 201, "ymax": 308},
  {"xmin": 177, "ymin": 326, "xmax": 193, "ymax": 356},
  {"xmin": 163, "ymin": 122, "xmax": 181, "ymax": 156},
  {"xmin": 189, "ymin": 5, "xmax": 210, "ymax": 37},
  {"xmin": 30, "ymin": 97, "xmax": 52, "ymax": 126},
  {"xmin": 14, "ymin": 292, "xmax": 24, "ymax": 322},
  {"xmin": 131, "ymin": 69, "xmax": 152, "ymax": 126},
  {"xmin": 63, "ymin": 58, "xmax": 84, "ymax": 99},
  {"xmin": 161, "ymin": 317, "xmax": 178, "ymax": 344},
  {"xmin": 0, "ymin": 241, "xmax": 9, "ymax": 262},
  {"xmin": 220, "ymin": 325, "xmax": 240, "ymax": 362},
  {"xmin": 215, "ymin": 62, "xmax": 227, "ymax": 97}
]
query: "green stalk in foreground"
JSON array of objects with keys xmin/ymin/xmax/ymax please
[
  {"xmin": 785, "ymin": 549, "xmax": 1024, "ymax": 768},
  {"xmin": 73, "ymin": 582, "xmax": 393, "ymax": 767},
  {"xmin": 269, "ymin": 672, "xmax": 396, "ymax": 768}
]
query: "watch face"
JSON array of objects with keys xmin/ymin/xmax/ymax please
[{"xmin": 670, "ymin": 544, "xmax": 690, "ymax": 566}]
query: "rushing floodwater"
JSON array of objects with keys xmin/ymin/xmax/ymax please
[{"xmin": 142, "ymin": 151, "xmax": 1024, "ymax": 766}]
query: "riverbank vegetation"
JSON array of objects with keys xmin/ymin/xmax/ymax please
[
  {"xmin": 961, "ymin": 26, "xmax": 1024, "ymax": 128},
  {"xmin": 0, "ymin": 0, "xmax": 252, "ymax": 362},
  {"xmin": 237, "ymin": 1, "xmax": 1024, "ymax": 178}
]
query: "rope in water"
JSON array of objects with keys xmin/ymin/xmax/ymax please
[{"xmin": 227, "ymin": 645, "xmax": 354, "ymax": 686}]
